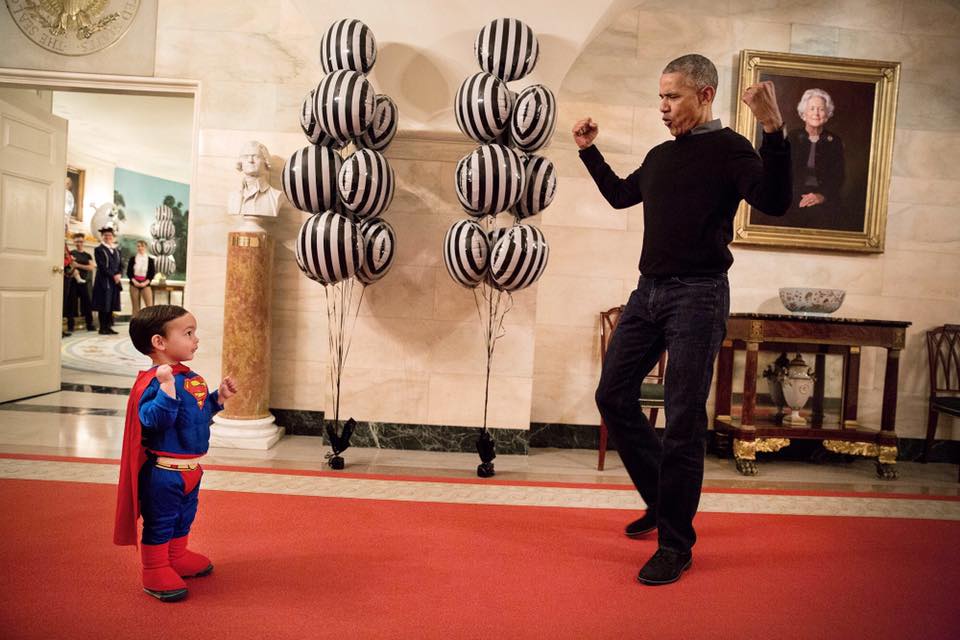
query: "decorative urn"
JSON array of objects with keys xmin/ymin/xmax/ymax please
[{"xmin": 780, "ymin": 353, "xmax": 815, "ymax": 426}]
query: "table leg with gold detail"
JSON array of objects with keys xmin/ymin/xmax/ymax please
[{"xmin": 712, "ymin": 313, "xmax": 910, "ymax": 479}]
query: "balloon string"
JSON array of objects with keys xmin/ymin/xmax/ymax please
[
  {"xmin": 324, "ymin": 284, "xmax": 340, "ymax": 427},
  {"xmin": 342, "ymin": 280, "xmax": 365, "ymax": 369},
  {"xmin": 324, "ymin": 278, "xmax": 365, "ymax": 429},
  {"xmin": 472, "ymin": 215, "xmax": 515, "ymax": 433}
]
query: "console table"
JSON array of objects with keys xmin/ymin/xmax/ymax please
[
  {"xmin": 713, "ymin": 312, "xmax": 911, "ymax": 479},
  {"xmin": 151, "ymin": 282, "xmax": 185, "ymax": 306}
]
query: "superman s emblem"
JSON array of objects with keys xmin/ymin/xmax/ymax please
[{"xmin": 184, "ymin": 376, "xmax": 208, "ymax": 409}]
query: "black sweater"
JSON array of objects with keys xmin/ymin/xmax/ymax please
[{"xmin": 579, "ymin": 127, "xmax": 792, "ymax": 276}]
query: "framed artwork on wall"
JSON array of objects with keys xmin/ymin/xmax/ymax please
[
  {"xmin": 65, "ymin": 166, "xmax": 85, "ymax": 223},
  {"xmin": 113, "ymin": 168, "xmax": 190, "ymax": 281},
  {"xmin": 733, "ymin": 49, "xmax": 900, "ymax": 253}
]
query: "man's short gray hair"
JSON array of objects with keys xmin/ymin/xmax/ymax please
[
  {"xmin": 796, "ymin": 88, "xmax": 835, "ymax": 120},
  {"xmin": 662, "ymin": 54, "xmax": 718, "ymax": 91}
]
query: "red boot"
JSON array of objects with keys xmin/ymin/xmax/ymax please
[
  {"xmin": 141, "ymin": 542, "xmax": 188, "ymax": 602},
  {"xmin": 169, "ymin": 534, "xmax": 213, "ymax": 578}
]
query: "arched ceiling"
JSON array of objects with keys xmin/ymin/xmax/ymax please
[{"xmin": 289, "ymin": 0, "xmax": 640, "ymax": 133}]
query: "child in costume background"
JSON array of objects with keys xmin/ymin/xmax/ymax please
[{"xmin": 114, "ymin": 305, "xmax": 237, "ymax": 602}]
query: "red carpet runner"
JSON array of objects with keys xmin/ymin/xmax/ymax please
[{"xmin": 1, "ymin": 478, "xmax": 957, "ymax": 639}]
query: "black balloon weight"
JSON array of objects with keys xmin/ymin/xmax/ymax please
[
  {"xmin": 325, "ymin": 417, "xmax": 356, "ymax": 470},
  {"xmin": 476, "ymin": 430, "xmax": 497, "ymax": 477}
]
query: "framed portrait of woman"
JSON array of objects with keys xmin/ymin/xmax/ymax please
[
  {"xmin": 733, "ymin": 50, "xmax": 900, "ymax": 253},
  {"xmin": 66, "ymin": 166, "xmax": 85, "ymax": 223}
]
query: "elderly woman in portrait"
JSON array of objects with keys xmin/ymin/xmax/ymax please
[{"xmin": 788, "ymin": 88, "xmax": 844, "ymax": 222}]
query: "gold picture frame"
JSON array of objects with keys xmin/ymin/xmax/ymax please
[
  {"xmin": 66, "ymin": 166, "xmax": 85, "ymax": 223},
  {"xmin": 733, "ymin": 50, "xmax": 900, "ymax": 253}
]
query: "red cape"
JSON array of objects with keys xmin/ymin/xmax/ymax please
[{"xmin": 113, "ymin": 364, "xmax": 188, "ymax": 546}]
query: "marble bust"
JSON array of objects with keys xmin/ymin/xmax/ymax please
[{"xmin": 228, "ymin": 141, "xmax": 282, "ymax": 217}]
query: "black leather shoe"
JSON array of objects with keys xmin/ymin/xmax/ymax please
[
  {"xmin": 625, "ymin": 510, "xmax": 657, "ymax": 538},
  {"xmin": 637, "ymin": 548, "xmax": 692, "ymax": 586},
  {"xmin": 106, "ymin": 329, "xmax": 119, "ymax": 335}
]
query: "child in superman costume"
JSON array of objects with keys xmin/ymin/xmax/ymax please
[{"xmin": 114, "ymin": 305, "xmax": 237, "ymax": 602}]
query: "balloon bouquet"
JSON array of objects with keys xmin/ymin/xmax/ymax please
[
  {"xmin": 288, "ymin": 18, "xmax": 399, "ymax": 469},
  {"xmin": 445, "ymin": 18, "xmax": 558, "ymax": 477},
  {"xmin": 150, "ymin": 204, "xmax": 177, "ymax": 279}
]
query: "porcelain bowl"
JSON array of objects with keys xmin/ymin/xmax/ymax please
[{"xmin": 778, "ymin": 287, "xmax": 845, "ymax": 314}]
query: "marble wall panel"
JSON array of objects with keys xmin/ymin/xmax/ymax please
[
  {"xmin": 555, "ymin": 100, "xmax": 637, "ymax": 155},
  {"xmin": 535, "ymin": 275, "xmax": 626, "ymax": 328},
  {"xmin": 544, "ymin": 226, "xmax": 644, "ymax": 280},
  {"xmin": 900, "ymin": 0, "xmax": 960, "ymax": 36},
  {"xmin": 542, "ymin": 176, "xmax": 630, "ymax": 231},
  {"xmin": 889, "ymin": 176, "xmax": 960, "ymax": 205},
  {"xmin": 197, "ymin": 81, "xmax": 279, "ymax": 132},
  {"xmin": 427, "ymin": 373, "xmax": 532, "ymax": 430},
  {"xmin": 358, "ymin": 265, "xmax": 437, "ymax": 320},
  {"xmin": 157, "ymin": 0, "xmax": 293, "ymax": 34},
  {"xmin": 334, "ymin": 366, "xmax": 431, "ymax": 426},
  {"xmin": 531, "ymin": 371, "xmax": 602, "ymax": 426},
  {"xmin": 155, "ymin": 29, "xmax": 319, "ymax": 87},
  {"xmin": 885, "ymin": 203, "xmax": 960, "ymax": 254},
  {"xmin": 880, "ymin": 250, "xmax": 960, "ymax": 301},
  {"xmin": 534, "ymin": 325, "xmax": 602, "ymax": 377},
  {"xmin": 727, "ymin": 249, "xmax": 885, "ymax": 294},
  {"xmin": 269, "ymin": 308, "xmax": 330, "ymax": 364},
  {"xmin": 186, "ymin": 204, "xmax": 231, "ymax": 258},
  {"xmin": 789, "ymin": 24, "xmax": 841, "ymax": 56},
  {"xmin": 727, "ymin": 0, "xmax": 905, "ymax": 33},
  {"xmin": 270, "ymin": 359, "xmax": 329, "ymax": 412},
  {"xmin": 184, "ymin": 255, "xmax": 227, "ymax": 307}
]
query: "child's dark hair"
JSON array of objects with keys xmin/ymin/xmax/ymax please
[{"xmin": 129, "ymin": 305, "xmax": 189, "ymax": 355}]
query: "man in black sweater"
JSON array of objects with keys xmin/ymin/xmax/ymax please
[{"xmin": 574, "ymin": 54, "xmax": 791, "ymax": 585}]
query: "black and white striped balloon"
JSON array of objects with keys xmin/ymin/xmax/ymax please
[
  {"xmin": 511, "ymin": 154, "xmax": 557, "ymax": 219},
  {"xmin": 443, "ymin": 219, "xmax": 490, "ymax": 288},
  {"xmin": 150, "ymin": 239, "xmax": 177, "ymax": 256},
  {"xmin": 474, "ymin": 18, "xmax": 539, "ymax": 82},
  {"xmin": 155, "ymin": 255, "xmax": 176, "ymax": 276},
  {"xmin": 155, "ymin": 206, "xmax": 173, "ymax": 221},
  {"xmin": 282, "ymin": 145, "xmax": 342, "ymax": 214},
  {"xmin": 338, "ymin": 148, "xmax": 395, "ymax": 220},
  {"xmin": 300, "ymin": 89, "xmax": 340, "ymax": 147},
  {"xmin": 455, "ymin": 143, "xmax": 526, "ymax": 217},
  {"xmin": 150, "ymin": 220, "xmax": 175, "ymax": 240},
  {"xmin": 510, "ymin": 84, "xmax": 556, "ymax": 152},
  {"xmin": 319, "ymin": 19, "xmax": 377, "ymax": 74},
  {"xmin": 356, "ymin": 218, "xmax": 396, "ymax": 285},
  {"xmin": 358, "ymin": 94, "xmax": 398, "ymax": 152},
  {"xmin": 488, "ymin": 226, "xmax": 510, "ymax": 249},
  {"xmin": 454, "ymin": 72, "xmax": 513, "ymax": 144},
  {"xmin": 314, "ymin": 70, "xmax": 376, "ymax": 144},
  {"xmin": 489, "ymin": 224, "xmax": 549, "ymax": 292},
  {"xmin": 296, "ymin": 212, "xmax": 363, "ymax": 285}
]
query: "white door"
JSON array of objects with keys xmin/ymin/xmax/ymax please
[{"xmin": 0, "ymin": 90, "xmax": 67, "ymax": 402}]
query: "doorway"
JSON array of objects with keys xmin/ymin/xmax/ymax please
[{"xmin": 0, "ymin": 70, "xmax": 199, "ymax": 400}]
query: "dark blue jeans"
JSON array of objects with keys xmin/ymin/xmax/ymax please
[{"xmin": 595, "ymin": 274, "xmax": 729, "ymax": 553}]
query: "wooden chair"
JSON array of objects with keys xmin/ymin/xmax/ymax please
[
  {"xmin": 923, "ymin": 324, "xmax": 960, "ymax": 481},
  {"xmin": 598, "ymin": 305, "xmax": 666, "ymax": 471}
]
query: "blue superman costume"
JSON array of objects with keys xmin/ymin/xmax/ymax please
[{"xmin": 114, "ymin": 364, "xmax": 223, "ymax": 601}]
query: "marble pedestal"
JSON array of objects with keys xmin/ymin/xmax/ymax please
[{"xmin": 210, "ymin": 225, "xmax": 284, "ymax": 449}]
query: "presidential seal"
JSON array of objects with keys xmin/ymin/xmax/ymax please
[{"xmin": 5, "ymin": 0, "xmax": 141, "ymax": 56}]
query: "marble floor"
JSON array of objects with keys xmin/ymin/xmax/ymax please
[{"xmin": 2, "ymin": 362, "xmax": 958, "ymax": 521}]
